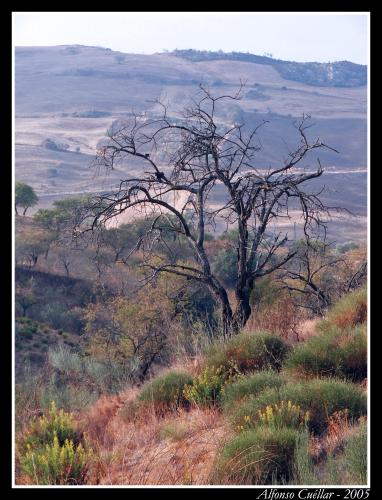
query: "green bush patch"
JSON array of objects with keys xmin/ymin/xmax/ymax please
[
  {"xmin": 286, "ymin": 325, "xmax": 367, "ymax": 381},
  {"xmin": 138, "ymin": 370, "xmax": 193, "ymax": 414},
  {"xmin": 17, "ymin": 401, "xmax": 92, "ymax": 485},
  {"xmin": 205, "ymin": 331, "xmax": 289, "ymax": 375},
  {"xmin": 229, "ymin": 378, "xmax": 366, "ymax": 435},
  {"xmin": 213, "ymin": 427, "xmax": 300, "ymax": 485},
  {"xmin": 318, "ymin": 288, "xmax": 367, "ymax": 334},
  {"xmin": 221, "ymin": 370, "xmax": 284, "ymax": 408}
]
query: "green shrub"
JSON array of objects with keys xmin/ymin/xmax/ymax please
[
  {"xmin": 222, "ymin": 370, "xmax": 284, "ymax": 408},
  {"xmin": 286, "ymin": 325, "xmax": 367, "ymax": 381},
  {"xmin": 138, "ymin": 371, "xmax": 193, "ymax": 414},
  {"xmin": 183, "ymin": 366, "xmax": 225, "ymax": 406},
  {"xmin": 318, "ymin": 288, "xmax": 367, "ymax": 334},
  {"xmin": 205, "ymin": 331, "xmax": 289, "ymax": 375},
  {"xmin": 19, "ymin": 401, "xmax": 79, "ymax": 451},
  {"xmin": 229, "ymin": 379, "xmax": 367, "ymax": 435},
  {"xmin": 20, "ymin": 433, "xmax": 92, "ymax": 485},
  {"xmin": 17, "ymin": 401, "xmax": 92, "ymax": 485},
  {"xmin": 343, "ymin": 419, "xmax": 368, "ymax": 484},
  {"xmin": 255, "ymin": 400, "xmax": 310, "ymax": 431},
  {"xmin": 213, "ymin": 427, "xmax": 300, "ymax": 485}
]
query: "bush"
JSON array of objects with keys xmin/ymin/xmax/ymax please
[
  {"xmin": 138, "ymin": 371, "xmax": 193, "ymax": 414},
  {"xmin": 221, "ymin": 370, "xmax": 284, "ymax": 408},
  {"xmin": 205, "ymin": 331, "xmax": 289, "ymax": 375},
  {"xmin": 183, "ymin": 366, "xmax": 225, "ymax": 406},
  {"xmin": 229, "ymin": 379, "xmax": 367, "ymax": 435},
  {"xmin": 318, "ymin": 288, "xmax": 367, "ymax": 334},
  {"xmin": 19, "ymin": 401, "xmax": 78, "ymax": 451},
  {"xmin": 19, "ymin": 434, "xmax": 92, "ymax": 485},
  {"xmin": 213, "ymin": 427, "xmax": 300, "ymax": 484},
  {"xmin": 17, "ymin": 401, "xmax": 92, "ymax": 485},
  {"xmin": 255, "ymin": 400, "xmax": 310, "ymax": 431},
  {"xmin": 285, "ymin": 325, "xmax": 367, "ymax": 381}
]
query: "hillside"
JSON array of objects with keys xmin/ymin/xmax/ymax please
[
  {"xmin": 15, "ymin": 45, "xmax": 367, "ymax": 241},
  {"xmin": 15, "ymin": 287, "xmax": 368, "ymax": 485}
]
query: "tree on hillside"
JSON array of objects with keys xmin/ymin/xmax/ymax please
[
  {"xmin": 279, "ymin": 239, "xmax": 367, "ymax": 314},
  {"xmin": 77, "ymin": 85, "xmax": 338, "ymax": 336},
  {"xmin": 15, "ymin": 182, "xmax": 38, "ymax": 216}
]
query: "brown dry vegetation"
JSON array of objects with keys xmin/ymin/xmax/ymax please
[{"xmin": 80, "ymin": 392, "xmax": 229, "ymax": 485}]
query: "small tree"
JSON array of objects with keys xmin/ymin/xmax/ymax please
[
  {"xmin": 15, "ymin": 182, "xmax": 38, "ymax": 216},
  {"xmin": 280, "ymin": 240, "xmax": 367, "ymax": 315}
]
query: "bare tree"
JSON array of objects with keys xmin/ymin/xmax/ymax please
[
  {"xmin": 78, "ymin": 85, "xmax": 338, "ymax": 336},
  {"xmin": 280, "ymin": 240, "xmax": 367, "ymax": 315}
]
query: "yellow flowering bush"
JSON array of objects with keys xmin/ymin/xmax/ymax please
[
  {"xmin": 22, "ymin": 401, "xmax": 78, "ymax": 450},
  {"xmin": 257, "ymin": 400, "xmax": 310, "ymax": 430},
  {"xmin": 183, "ymin": 366, "xmax": 226, "ymax": 406},
  {"xmin": 18, "ymin": 401, "xmax": 93, "ymax": 485},
  {"xmin": 236, "ymin": 401, "xmax": 309, "ymax": 432}
]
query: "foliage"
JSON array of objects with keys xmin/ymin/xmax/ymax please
[
  {"xmin": 221, "ymin": 370, "xmax": 284, "ymax": 408},
  {"xmin": 33, "ymin": 194, "xmax": 100, "ymax": 233},
  {"xmin": 183, "ymin": 366, "xmax": 225, "ymax": 406},
  {"xmin": 229, "ymin": 378, "xmax": 367, "ymax": 435},
  {"xmin": 343, "ymin": 419, "xmax": 368, "ymax": 484},
  {"xmin": 15, "ymin": 182, "xmax": 38, "ymax": 215},
  {"xmin": 20, "ymin": 433, "xmax": 91, "ymax": 485},
  {"xmin": 213, "ymin": 426, "xmax": 300, "ymax": 485},
  {"xmin": 15, "ymin": 230, "xmax": 53, "ymax": 268},
  {"xmin": 17, "ymin": 401, "xmax": 93, "ymax": 485},
  {"xmin": 213, "ymin": 247, "xmax": 237, "ymax": 288},
  {"xmin": 138, "ymin": 371, "xmax": 193, "ymax": 413},
  {"xmin": 204, "ymin": 331, "xmax": 289, "ymax": 375},
  {"xmin": 286, "ymin": 324, "xmax": 367, "ymax": 381},
  {"xmin": 46, "ymin": 345, "xmax": 133, "ymax": 398},
  {"xmin": 254, "ymin": 400, "xmax": 310, "ymax": 431},
  {"xmin": 20, "ymin": 401, "xmax": 78, "ymax": 451},
  {"xmin": 83, "ymin": 290, "xmax": 173, "ymax": 381},
  {"xmin": 292, "ymin": 430, "xmax": 316, "ymax": 485},
  {"xmin": 318, "ymin": 287, "xmax": 367, "ymax": 334},
  {"xmin": 250, "ymin": 276, "xmax": 281, "ymax": 308}
]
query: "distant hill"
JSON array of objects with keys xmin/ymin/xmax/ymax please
[
  {"xmin": 14, "ymin": 45, "xmax": 367, "ymax": 241},
  {"xmin": 170, "ymin": 49, "xmax": 367, "ymax": 88}
]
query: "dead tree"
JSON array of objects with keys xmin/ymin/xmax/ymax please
[
  {"xmin": 78, "ymin": 85, "xmax": 337, "ymax": 337},
  {"xmin": 279, "ymin": 241, "xmax": 367, "ymax": 315}
]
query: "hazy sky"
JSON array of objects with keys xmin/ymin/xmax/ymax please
[{"xmin": 13, "ymin": 12, "xmax": 369, "ymax": 64}]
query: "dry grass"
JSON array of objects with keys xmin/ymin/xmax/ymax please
[
  {"xmin": 245, "ymin": 297, "xmax": 306, "ymax": 342},
  {"xmin": 78, "ymin": 390, "xmax": 230, "ymax": 485},
  {"xmin": 309, "ymin": 410, "xmax": 365, "ymax": 464}
]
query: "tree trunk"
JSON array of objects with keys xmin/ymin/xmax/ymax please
[
  {"xmin": 23, "ymin": 206, "xmax": 28, "ymax": 216},
  {"xmin": 15, "ymin": 205, "xmax": 19, "ymax": 216},
  {"xmin": 233, "ymin": 291, "xmax": 252, "ymax": 331}
]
